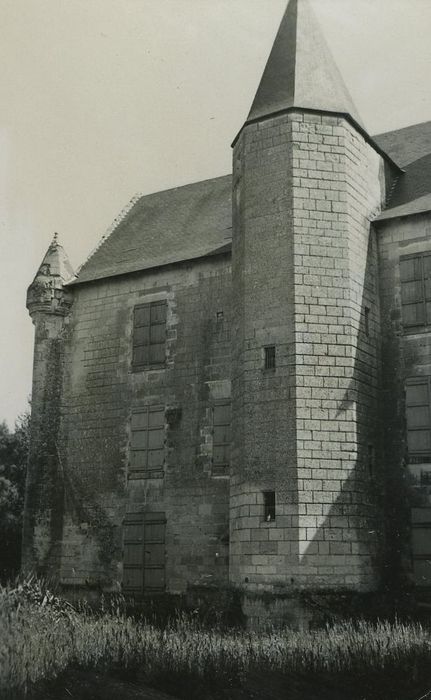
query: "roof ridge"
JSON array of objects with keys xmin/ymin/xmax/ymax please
[
  {"xmin": 74, "ymin": 193, "xmax": 143, "ymax": 279},
  {"xmin": 373, "ymin": 119, "xmax": 431, "ymax": 139},
  {"xmin": 129, "ymin": 173, "xmax": 231, "ymax": 201}
]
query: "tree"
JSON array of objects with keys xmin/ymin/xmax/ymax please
[{"xmin": 0, "ymin": 413, "xmax": 30, "ymax": 580}]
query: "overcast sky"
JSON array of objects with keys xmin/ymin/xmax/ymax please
[{"xmin": 1, "ymin": 0, "xmax": 431, "ymax": 427}]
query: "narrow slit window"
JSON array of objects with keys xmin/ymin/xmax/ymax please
[
  {"xmin": 263, "ymin": 491, "xmax": 276, "ymax": 522},
  {"xmin": 264, "ymin": 345, "xmax": 276, "ymax": 370},
  {"xmin": 364, "ymin": 307, "xmax": 370, "ymax": 337},
  {"xmin": 367, "ymin": 444, "xmax": 375, "ymax": 477}
]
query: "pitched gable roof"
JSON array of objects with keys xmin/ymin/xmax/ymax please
[{"xmin": 71, "ymin": 175, "xmax": 232, "ymax": 285}]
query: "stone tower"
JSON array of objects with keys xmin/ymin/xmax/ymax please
[
  {"xmin": 22, "ymin": 235, "xmax": 75, "ymax": 574},
  {"xmin": 230, "ymin": 0, "xmax": 393, "ymax": 593}
]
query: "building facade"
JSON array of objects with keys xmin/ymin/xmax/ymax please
[{"xmin": 23, "ymin": 0, "xmax": 431, "ymax": 604}]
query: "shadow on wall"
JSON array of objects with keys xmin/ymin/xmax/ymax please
[{"xmin": 292, "ymin": 231, "xmax": 391, "ymax": 591}]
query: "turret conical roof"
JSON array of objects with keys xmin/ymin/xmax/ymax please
[
  {"xmin": 32, "ymin": 234, "xmax": 75, "ymax": 286},
  {"xmin": 27, "ymin": 234, "xmax": 75, "ymax": 315},
  {"xmin": 247, "ymin": 0, "xmax": 364, "ymax": 128}
]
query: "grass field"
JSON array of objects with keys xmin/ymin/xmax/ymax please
[{"xmin": 1, "ymin": 579, "xmax": 431, "ymax": 700}]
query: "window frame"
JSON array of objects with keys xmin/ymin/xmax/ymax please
[
  {"xmin": 129, "ymin": 405, "xmax": 165, "ymax": 479},
  {"xmin": 132, "ymin": 300, "xmax": 167, "ymax": 371},
  {"xmin": 405, "ymin": 377, "xmax": 431, "ymax": 464},
  {"xmin": 400, "ymin": 252, "xmax": 431, "ymax": 330}
]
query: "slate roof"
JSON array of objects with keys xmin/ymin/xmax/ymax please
[
  {"xmin": 72, "ymin": 116, "xmax": 431, "ymax": 284},
  {"xmin": 247, "ymin": 0, "xmax": 364, "ymax": 127},
  {"xmin": 374, "ymin": 121, "xmax": 431, "ymax": 168},
  {"xmin": 374, "ymin": 121, "xmax": 431, "ymax": 222},
  {"xmin": 71, "ymin": 175, "xmax": 232, "ymax": 285}
]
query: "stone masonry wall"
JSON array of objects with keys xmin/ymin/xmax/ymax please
[
  {"xmin": 52, "ymin": 255, "xmax": 231, "ymax": 593},
  {"xmin": 377, "ymin": 212, "xmax": 431, "ymax": 584},
  {"xmin": 22, "ymin": 312, "xmax": 69, "ymax": 574},
  {"xmin": 231, "ymin": 110, "xmax": 385, "ymax": 592},
  {"xmin": 231, "ymin": 113, "xmax": 297, "ymax": 590}
]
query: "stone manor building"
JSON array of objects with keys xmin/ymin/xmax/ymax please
[{"xmin": 24, "ymin": 0, "xmax": 431, "ymax": 604}]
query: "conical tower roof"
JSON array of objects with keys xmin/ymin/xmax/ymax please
[
  {"xmin": 247, "ymin": 0, "xmax": 364, "ymax": 128},
  {"xmin": 27, "ymin": 234, "xmax": 75, "ymax": 315},
  {"xmin": 32, "ymin": 233, "xmax": 75, "ymax": 286}
]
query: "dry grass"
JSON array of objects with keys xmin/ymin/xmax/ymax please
[{"xmin": 1, "ymin": 580, "xmax": 430, "ymax": 698}]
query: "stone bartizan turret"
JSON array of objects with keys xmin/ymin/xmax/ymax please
[
  {"xmin": 26, "ymin": 233, "xmax": 75, "ymax": 316},
  {"xmin": 22, "ymin": 235, "xmax": 75, "ymax": 575}
]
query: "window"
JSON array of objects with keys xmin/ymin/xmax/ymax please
[
  {"xmin": 123, "ymin": 512, "xmax": 166, "ymax": 594},
  {"xmin": 364, "ymin": 307, "xmax": 370, "ymax": 337},
  {"xmin": 132, "ymin": 301, "xmax": 166, "ymax": 369},
  {"xmin": 264, "ymin": 345, "xmax": 276, "ymax": 370},
  {"xmin": 129, "ymin": 406, "xmax": 165, "ymax": 478},
  {"xmin": 400, "ymin": 253, "xmax": 431, "ymax": 328},
  {"xmin": 406, "ymin": 378, "xmax": 431, "ymax": 463},
  {"xmin": 212, "ymin": 400, "xmax": 231, "ymax": 475},
  {"xmin": 263, "ymin": 491, "xmax": 276, "ymax": 522}
]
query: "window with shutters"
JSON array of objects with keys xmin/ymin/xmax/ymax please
[
  {"xmin": 129, "ymin": 406, "xmax": 165, "ymax": 478},
  {"xmin": 212, "ymin": 400, "xmax": 231, "ymax": 476},
  {"xmin": 406, "ymin": 377, "xmax": 431, "ymax": 463},
  {"xmin": 400, "ymin": 253, "xmax": 431, "ymax": 328},
  {"xmin": 123, "ymin": 512, "xmax": 166, "ymax": 594},
  {"xmin": 132, "ymin": 301, "xmax": 167, "ymax": 370}
]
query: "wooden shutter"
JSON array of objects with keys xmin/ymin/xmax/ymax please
[
  {"xmin": 123, "ymin": 514, "xmax": 144, "ymax": 592},
  {"xmin": 212, "ymin": 401, "xmax": 231, "ymax": 475},
  {"xmin": 400, "ymin": 254, "xmax": 430, "ymax": 328},
  {"xmin": 123, "ymin": 512, "xmax": 166, "ymax": 595},
  {"xmin": 132, "ymin": 301, "xmax": 166, "ymax": 369},
  {"xmin": 143, "ymin": 513, "xmax": 166, "ymax": 593},
  {"xmin": 130, "ymin": 406, "xmax": 165, "ymax": 478},
  {"xmin": 406, "ymin": 378, "xmax": 431, "ymax": 462},
  {"xmin": 411, "ymin": 508, "xmax": 431, "ymax": 586},
  {"xmin": 424, "ymin": 254, "xmax": 431, "ymax": 325}
]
